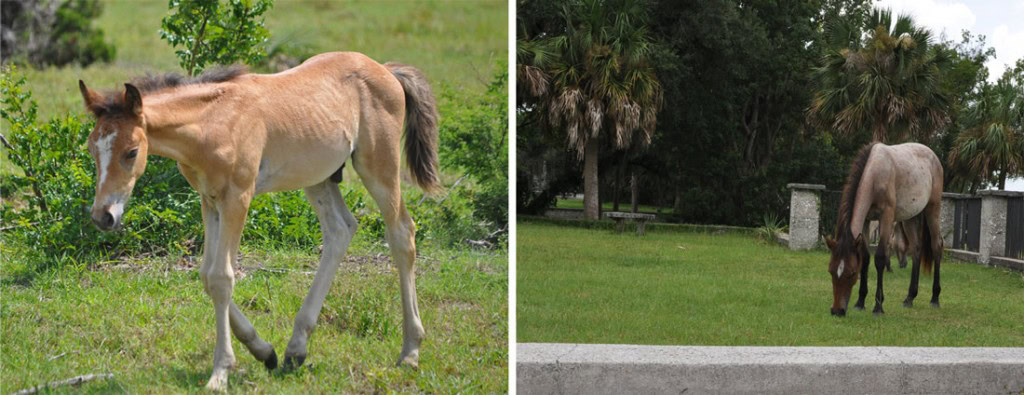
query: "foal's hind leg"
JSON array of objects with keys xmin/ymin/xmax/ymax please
[
  {"xmin": 282, "ymin": 181, "xmax": 357, "ymax": 370},
  {"xmin": 355, "ymin": 162, "xmax": 425, "ymax": 368}
]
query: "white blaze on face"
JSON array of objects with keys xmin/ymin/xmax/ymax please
[
  {"xmin": 837, "ymin": 259, "xmax": 845, "ymax": 277},
  {"xmin": 95, "ymin": 132, "xmax": 117, "ymax": 188}
]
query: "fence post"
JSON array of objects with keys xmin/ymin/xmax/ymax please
[
  {"xmin": 787, "ymin": 183, "xmax": 826, "ymax": 250},
  {"xmin": 940, "ymin": 193, "xmax": 968, "ymax": 248},
  {"xmin": 978, "ymin": 190, "xmax": 1015, "ymax": 265}
]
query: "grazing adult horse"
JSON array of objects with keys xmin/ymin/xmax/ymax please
[
  {"xmin": 78, "ymin": 52, "xmax": 439, "ymax": 391},
  {"xmin": 824, "ymin": 142, "xmax": 943, "ymax": 317}
]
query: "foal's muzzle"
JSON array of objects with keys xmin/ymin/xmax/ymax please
[
  {"xmin": 91, "ymin": 204, "xmax": 122, "ymax": 231},
  {"xmin": 92, "ymin": 210, "xmax": 115, "ymax": 231}
]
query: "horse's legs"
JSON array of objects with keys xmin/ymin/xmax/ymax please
[
  {"xmin": 902, "ymin": 218, "xmax": 923, "ymax": 307},
  {"xmin": 925, "ymin": 203, "xmax": 943, "ymax": 307},
  {"xmin": 200, "ymin": 198, "xmax": 277, "ymax": 371},
  {"xmin": 895, "ymin": 223, "xmax": 909, "ymax": 268},
  {"xmin": 854, "ymin": 224, "xmax": 871, "ymax": 310},
  {"xmin": 201, "ymin": 189, "xmax": 252, "ymax": 391},
  {"xmin": 355, "ymin": 163, "xmax": 425, "ymax": 368},
  {"xmin": 282, "ymin": 181, "xmax": 356, "ymax": 370},
  {"xmin": 873, "ymin": 210, "xmax": 895, "ymax": 315}
]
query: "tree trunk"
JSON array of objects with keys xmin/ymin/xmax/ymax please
[
  {"xmin": 999, "ymin": 166, "xmax": 1007, "ymax": 190},
  {"xmin": 583, "ymin": 138, "xmax": 600, "ymax": 220},
  {"xmin": 630, "ymin": 170, "xmax": 639, "ymax": 213},
  {"xmin": 612, "ymin": 156, "xmax": 623, "ymax": 211}
]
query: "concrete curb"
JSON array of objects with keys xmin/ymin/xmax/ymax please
[{"xmin": 518, "ymin": 343, "xmax": 1024, "ymax": 394}]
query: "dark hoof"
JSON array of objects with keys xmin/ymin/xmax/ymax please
[
  {"xmin": 930, "ymin": 302, "xmax": 940, "ymax": 308},
  {"xmin": 902, "ymin": 299, "xmax": 913, "ymax": 308},
  {"xmin": 281, "ymin": 354, "xmax": 306, "ymax": 372},
  {"xmin": 263, "ymin": 349, "xmax": 278, "ymax": 371},
  {"xmin": 885, "ymin": 266, "xmax": 893, "ymax": 273},
  {"xmin": 853, "ymin": 303, "xmax": 865, "ymax": 311},
  {"xmin": 872, "ymin": 306, "xmax": 885, "ymax": 315}
]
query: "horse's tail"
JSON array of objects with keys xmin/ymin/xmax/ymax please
[
  {"xmin": 385, "ymin": 62, "xmax": 441, "ymax": 194},
  {"xmin": 921, "ymin": 217, "xmax": 934, "ymax": 275}
]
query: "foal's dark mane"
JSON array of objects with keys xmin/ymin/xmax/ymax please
[
  {"xmin": 834, "ymin": 142, "xmax": 878, "ymax": 255},
  {"xmin": 91, "ymin": 65, "xmax": 247, "ymax": 117}
]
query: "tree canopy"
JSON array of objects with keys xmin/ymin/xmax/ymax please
[{"xmin": 518, "ymin": 0, "xmax": 1021, "ymax": 227}]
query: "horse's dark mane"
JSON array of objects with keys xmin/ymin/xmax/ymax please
[
  {"xmin": 90, "ymin": 65, "xmax": 247, "ymax": 117},
  {"xmin": 834, "ymin": 142, "xmax": 878, "ymax": 255}
]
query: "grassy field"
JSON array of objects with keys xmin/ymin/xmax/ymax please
[
  {"xmin": 1, "ymin": 238, "xmax": 507, "ymax": 393},
  {"xmin": 517, "ymin": 220, "xmax": 1024, "ymax": 346},
  {"xmin": 20, "ymin": 0, "xmax": 507, "ymax": 120},
  {"xmin": 555, "ymin": 198, "xmax": 666, "ymax": 214}
]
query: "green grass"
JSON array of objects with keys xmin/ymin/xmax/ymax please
[
  {"xmin": 517, "ymin": 220, "xmax": 1024, "ymax": 346},
  {"xmin": 1, "ymin": 239, "xmax": 507, "ymax": 393},
  {"xmin": 19, "ymin": 0, "xmax": 507, "ymax": 120},
  {"xmin": 555, "ymin": 198, "xmax": 666, "ymax": 214}
]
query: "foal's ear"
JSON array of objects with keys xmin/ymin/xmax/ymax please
[
  {"xmin": 824, "ymin": 236, "xmax": 837, "ymax": 251},
  {"xmin": 78, "ymin": 80, "xmax": 104, "ymax": 115},
  {"xmin": 124, "ymin": 83, "xmax": 142, "ymax": 116},
  {"xmin": 854, "ymin": 233, "xmax": 866, "ymax": 249}
]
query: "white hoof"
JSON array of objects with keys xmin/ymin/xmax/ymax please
[
  {"xmin": 204, "ymin": 370, "xmax": 229, "ymax": 392},
  {"xmin": 397, "ymin": 349, "xmax": 420, "ymax": 368}
]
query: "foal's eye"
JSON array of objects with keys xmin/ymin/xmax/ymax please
[{"xmin": 126, "ymin": 149, "xmax": 138, "ymax": 160}]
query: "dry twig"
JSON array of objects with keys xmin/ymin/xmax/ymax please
[{"xmin": 12, "ymin": 373, "xmax": 114, "ymax": 395}]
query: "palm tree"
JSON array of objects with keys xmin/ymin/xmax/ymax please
[
  {"xmin": 809, "ymin": 8, "xmax": 950, "ymax": 142},
  {"xmin": 519, "ymin": 0, "xmax": 662, "ymax": 220},
  {"xmin": 949, "ymin": 64, "xmax": 1024, "ymax": 190}
]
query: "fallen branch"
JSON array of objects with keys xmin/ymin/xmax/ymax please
[{"xmin": 12, "ymin": 373, "xmax": 114, "ymax": 395}]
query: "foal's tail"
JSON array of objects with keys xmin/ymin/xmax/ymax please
[
  {"xmin": 386, "ymin": 62, "xmax": 441, "ymax": 193},
  {"xmin": 920, "ymin": 216, "xmax": 934, "ymax": 275}
]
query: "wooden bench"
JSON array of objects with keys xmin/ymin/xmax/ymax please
[{"xmin": 604, "ymin": 212, "xmax": 657, "ymax": 235}]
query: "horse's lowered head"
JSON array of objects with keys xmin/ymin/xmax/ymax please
[
  {"xmin": 78, "ymin": 80, "xmax": 148, "ymax": 231},
  {"xmin": 824, "ymin": 232, "xmax": 866, "ymax": 316}
]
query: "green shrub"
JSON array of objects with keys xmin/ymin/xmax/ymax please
[
  {"xmin": 159, "ymin": 0, "xmax": 273, "ymax": 76},
  {"xmin": 2, "ymin": 67, "xmax": 200, "ymax": 268},
  {"xmin": 437, "ymin": 63, "xmax": 509, "ymax": 240}
]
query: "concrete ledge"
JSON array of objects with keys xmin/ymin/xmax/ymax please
[
  {"xmin": 787, "ymin": 183, "xmax": 826, "ymax": 190},
  {"xmin": 518, "ymin": 343, "xmax": 1024, "ymax": 394},
  {"xmin": 977, "ymin": 190, "xmax": 1024, "ymax": 197},
  {"xmin": 946, "ymin": 249, "xmax": 1024, "ymax": 273}
]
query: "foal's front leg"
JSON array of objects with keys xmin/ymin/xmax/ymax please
[
  {"xmin": 201, "ymin": 191, "xmax": 252, "ymax": 391},
  {"xmin": 200, "ymin": 198, "xmax": 277, "ymax": 371}
]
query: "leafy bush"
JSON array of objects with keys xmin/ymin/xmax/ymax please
[
  {"xmin": 437, "ymin": 64, "xmax": 509, "ymax": 239},
  {"xmin": 2, "ymin": 67, "xmax": 200, "ymax": 267},
  {"xmin": 159, "ymin": 0, "xmax": 273, "ymax": 76},
  {"xmin": 0, "ymin": 0, "xmax": 116, "ymax": 67}
]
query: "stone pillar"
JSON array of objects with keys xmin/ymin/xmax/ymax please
[
  {"xmin": 940, "ymin": 193, "xmax": 969, "ymax": 248},
  {"xmin": 787, "ymin": 183, "xmax": 826, "ymax": 250},
  {"xmin": 978, "ymin": 190, "xmax": 1019, "ymax": 264}
]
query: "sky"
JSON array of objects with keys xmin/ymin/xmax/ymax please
[{"xmin": 875, "ymin": 0, "xmax": 1024, "ymax": 191}]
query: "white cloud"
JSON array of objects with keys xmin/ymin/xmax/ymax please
[
  {"xmin": 875, "ymin": 0, "xmax": 977, "ymax": 40},
  {"xmin": 988, "ymin": 24, "xmax": 1024, "ymax": 81}
]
